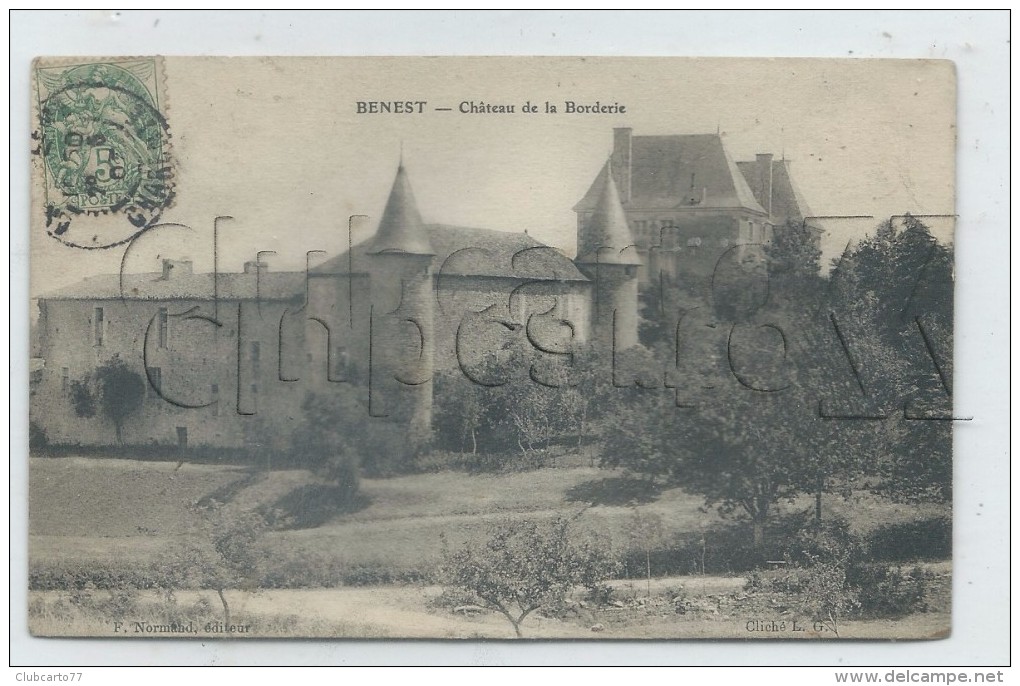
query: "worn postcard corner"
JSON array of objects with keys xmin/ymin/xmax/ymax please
[{"xmin": 29, "ymin": 56, "xmax": 954, "ymax": 640}]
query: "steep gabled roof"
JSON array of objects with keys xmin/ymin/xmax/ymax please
[
  {"xmin": 368, "ymin": 163, "xmax": 434, "ymax": 255},
  {"xmin": 574, "ymin": 134, "xmax": 767, "ymax": 215},
  {"xmin": 736, "ymin": 158, "xmax": 814, "ymax": 224},
  {"xmin": 313, "ymin": 224, "xmax": 588, "ymax": 282},
  {"xmin": 37, "ymin": 271, "xmax": 305, "ymax": 301},
  {"xmin": 576, "ymin": 161, "xmax": 642, "ymax": 266}
]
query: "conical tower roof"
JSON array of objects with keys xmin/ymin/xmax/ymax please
[
  {"xmin": 576, "ymin": 161, "xmax": 642, "ymax": 266},
  {"xmin": 368, "ymin": 162, "xmax": 434, "ymax": 255}
]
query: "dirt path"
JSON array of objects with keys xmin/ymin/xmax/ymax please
[{"xmin": 30, "ymin": 574, "xmax": 951, "ymax": 640}]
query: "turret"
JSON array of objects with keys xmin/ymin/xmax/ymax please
[
  {"xmin": 575, "ymin": 160, "xmax": 642, "ymax": 352},
  {"xmin": 369, "ymin": 162, "xmax": 434, "ymax": 256},
  {"xmin": 367, "ymin": 161, "xmax": 435, "ymax": 445}
]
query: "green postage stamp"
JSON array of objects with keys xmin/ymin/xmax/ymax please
[
  {"xmin": 28, "ymin": 57, "xmax": 956, "ymax": 640},
  {"xmin": 34, "ymin": 57, "xmax": 173, "ymax": 249}
]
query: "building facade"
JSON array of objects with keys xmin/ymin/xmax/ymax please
[
  {"xmin": 574, "ymin": 128, "xmax": 815, "ymax": 282},
  {"xmin": 31, "ymin": 128, "xmax": 813, "ymax": 450}
]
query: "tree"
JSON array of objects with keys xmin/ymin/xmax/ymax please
[
  {"xmin": 598, "ymin": 215, "xmax": 952, "ymax": 562},
  {"xmin": 827, "ymin": 215, "xmax": 954, "ymax": 503},
  {"xmin": 80, "ymin": 355, "xmax": 145, "ymax": 443},
  {"xmin": 637, "ymin": 272, "xmax": 705, "ymax": 354},
  {"xmin": 599, "ymin": 386, "xmax": 679, "ymax": 483},
  {"xmin": 440, "ymin": 516, "xmax": 618, "ymax": 638},
  {"xmin": 296, "ymin": 389, "xmax": 365, "ymax": 492},
  {"xmin": 204, "ymin": 507, "xmax": 267, "ymax": 625},
  {"xmin": 765, "ymin": 219, "xmax": 823, "ymax": 281},
  {"xmin": 432, "ymin": 347, "xmax": 602, "ymax": 465},
  {"xmin": 627, "ymin": 509, "xmax": 666, "ymax": 597},
  {"xmin": 153, "ymin": 505, "xmax": 268, "ymax": 626},
  {"xmin": 602, "ymin": 296, "xmax": 899, "ymax": 554},
  {"xmin": 432, "ymin": 369, "xmax": 487, "ymax": 456},
  {"xmin": 69, "ymin": 377, "xmax": 97, "ymax": 419}
]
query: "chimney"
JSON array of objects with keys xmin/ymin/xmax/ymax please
[
  {"xmin": 243, "ymin": 260, "xmax": 270, "ymax": 280},
  {"xmin": 612, "ymin": 127, "xmax": 632, "ymax": 204},
  {"xmin": 160, "ymin": 258, "xmax": 193, "ymax": 280},
  {"xmin": 756, "ymin": 153, "xmax": 774, "ymax": 217}
]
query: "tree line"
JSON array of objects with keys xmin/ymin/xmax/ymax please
[{"xmin": 432, "ymin": 215, "xmax": 954, "ymax": 552}]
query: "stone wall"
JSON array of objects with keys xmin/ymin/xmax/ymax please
[{"xmin": 33, "ymin": 296, "xmax": 307, "ymax": 449}]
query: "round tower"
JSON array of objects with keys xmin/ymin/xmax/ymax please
[
  {"xmin": 575, "ymin": 160, "xmax": 643, "ymax": 353},
  {"xmin": 367, "ymin": 161, "xmax": 435, "ymax": 445}
]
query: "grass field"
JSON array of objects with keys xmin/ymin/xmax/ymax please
[
  {"xmin": 29, "ymin": 456, "xmax": 949, "ymax": 571},
  {"xmin": 28, "ymin": 455, "xmax": 951, "ymax": 639}
]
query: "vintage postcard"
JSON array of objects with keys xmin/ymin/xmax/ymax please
[{"xmin": 28, "ymin": 57, "xmax": 955, "ymax": 639}]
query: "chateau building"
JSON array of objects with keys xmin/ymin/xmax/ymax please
[
  {"xmin": 32, "ymin": 128, "xmax": 812, "ymax": 450},
  {"xmin": 574, "ymin": 128, "xmax": 815, "ymax": 281}
]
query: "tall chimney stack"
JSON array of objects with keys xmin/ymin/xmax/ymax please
[
  {"xmin": 160, "ymin": 258, "xmax": 193, "ymax": 280},
  {"xmin": 756, "ymin": 153, "xmax": 774, "ymax": 217},
  {"xmin": 758, "ymin": 152, "xmax": 771, "ymax": 217}
]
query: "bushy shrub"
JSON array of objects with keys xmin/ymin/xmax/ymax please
[
  {"xmin": 865, "ymin": 516, "xmax": 952, "ymax": 562},
  {"xmin": 744, "ymin": 569, "xmax": 767, "ymax": 593},
  {"xmin": 31, "ymin": 554, "xmax": 435, "ymax": 593},
  {"xmin": 69, "ymin": 378, "xmax": 96, "ymax": 418},
  {"xmin": 784, "ymin": 517, "xmax": 861, "ymax": 566},
  {"xmin": 432, "ymin": 348, "xmax": 610, "ymax": 465},
  {"xmin": 339, "ymin": 564, "xmax": 433, "ymax": 587},
  {"xmin": 99, "ymin": 588, "xmax": 141, "ymax": 619},
  {"xmin": 353, "ymin": 422, "xmax": 415, "ymax": 476},
  {"xmin": 798, "ymin": 552, "xmax": 861, "ymax": 636},
  {"xmin": 256, "ymin": 551, "xmax": 348, "ymax": 589},
  {"xmin": 298, "ymin": 390, "xmax": 415, "ymax": 477},
  {"xmin": 571, "ymin": 531, "xmax": 622, "ymax": 604},
  {"xmin": 640, "ymin": 523, "xmax": 766, "ymax": 576},
  {"xmin": 29, "ymin": 560, "xmax": 154, "ymax": 591},
  {"xmin": 62, "ymin": 579, "xmax": 140, "ymax": 621},
  {"xmin": 850, "ymin": 564, "xmax": 937, "ymax": 618}
]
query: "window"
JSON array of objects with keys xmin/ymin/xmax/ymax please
[
  {"xmin": 211, "ymin": 383, "xmax": 219, "ymax": 416},
  {"xmin": 176, "ymin": 427, "xmax": 188, "ymax": 449},
  {"xmin": 158, "ymin": 308, "xmax": 168, "ymax": 348},
  {"xmin": 251, "ymin": 342, "xmax": 261, "ymax": 375},
  {"xmin": 251, "ymin": 384, "xmax": 258, "ymax": 414},
  {"xmin": 93, "ymin": 307, "xmax": 104, "ymax": 346},
  {"xmin": 147, "ymin": 366, "xmax": 162, "ymax": 393},
  {"xmin": 61, "ymin": 367, "xmax": 69, "ymax": 392}
]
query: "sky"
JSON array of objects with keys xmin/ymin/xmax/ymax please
[{"xmin": 30, "ymin": 56, "xmax": 956, "ymax": 298}]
